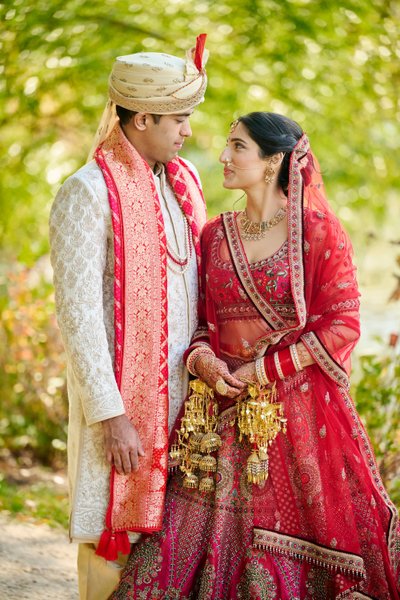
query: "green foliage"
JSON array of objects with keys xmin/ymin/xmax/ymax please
[
  {"xmin": 0, "ymin": 261, "xmax": 67, "ymax": 467},
  {"xmin": 352, "ymin": 340, "xmax": 400, "ymax": 506},
  {"xmin": 1, "ymin": 0, "xmax": 399, "ymax": 263}
]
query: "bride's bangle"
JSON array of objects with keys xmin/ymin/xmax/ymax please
[
  {"xmin": 186, "ymin": 346, "xmax": 215, "ymax": 376},
  {"xmin": 289, "ymin": 344, "xmax": 303, "ymax": 372},
  {"xmin": 263, "ymin": 345, "xmax": 302, "ymax": 382},
  {"xmin": 255, "ymin": 357, "xmax": 269, "ymax": 386}
]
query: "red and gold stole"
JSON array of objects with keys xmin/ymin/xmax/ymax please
[{"xmin": 94, "ymin": 123, "xmax": 206, "ymax": 558}]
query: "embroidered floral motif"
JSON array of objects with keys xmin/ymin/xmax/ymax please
[
  {"xmin": 236, "ymin": 558, "xmax": 277, "ymax": 599},
  {"xmin": 207, "ymin": 321, "xmax": 216, "ymax": 332},
  {"xmin": 305, "ymin": 566, "xmax": 334, "ymax": 599},
  {"xmin": 309, "ymin": 314, "xmax": 322, "ymax": 322},
  {"xmin": 328, "ymin": 299, "xmax": 360, "ymax": 312}
]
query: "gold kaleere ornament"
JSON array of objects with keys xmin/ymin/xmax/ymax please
[
  {"xmin": 169, "ymin": 379, "xmax": 221, "ymax": 492},
  {"xmin": 237, "ymin": 381, "xmax": 287, "ymax": 484},
  {"xmin": 171, "ymin": 378, "xmax": 286, "ymax": 491}
]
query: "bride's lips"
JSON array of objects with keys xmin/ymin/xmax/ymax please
[{"xmin": 223, "ymin": 168, "xmax": 234, "ymax": 176}]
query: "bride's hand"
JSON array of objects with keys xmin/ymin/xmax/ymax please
[
  {"xmin": 194, "ymin": 354, "xmax": 245, "ymax": 398},
  {"xmin": 231, "ymin": 361, "xmax": 258, "ymax": 385}
]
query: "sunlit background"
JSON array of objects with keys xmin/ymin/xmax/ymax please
[{"xmin": 1, "ymin": 0, "xmax": 399, "ymax": 522}]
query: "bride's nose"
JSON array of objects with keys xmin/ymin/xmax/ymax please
[{"xmin": 220, "ymin": 149, "xmax": 231, "ymax": 165}]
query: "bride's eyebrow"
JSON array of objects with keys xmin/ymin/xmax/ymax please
[{"xmin": 228, "ymin": 137, "xmax": 247, "ymax": 144}]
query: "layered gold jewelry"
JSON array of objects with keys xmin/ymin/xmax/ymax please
[
  {"xmin": 240, "ymin": 207, "xmax": 287, "ymax": 241},
  {"xmin": 215, "ymin": 378, "xmax": 228, "ymax": 396},
  {"xmin": 171, "ymin": 379, "xmax": 287, "ymax": 490},
  {"xmin": 237, "ymin": 381, "xmax": 286, "ymax": 484},
  {"xmin": 169, "ymin": 379, "xmax": 222, "ymax": 492}
]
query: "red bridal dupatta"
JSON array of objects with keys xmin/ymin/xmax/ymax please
[
  {"xmin": 192, "ymin": 135, "xmax": 400, "ymax": 597},
  {"xmin": 94, "ymin": 123, "xmax": 205, "ymax": 559}
]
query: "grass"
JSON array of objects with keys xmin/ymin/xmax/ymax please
[{"xmin": 0, "ymin": 465, "xmax": 69, "ymax": 529}]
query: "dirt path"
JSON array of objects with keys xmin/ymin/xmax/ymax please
[{"xmin": 0, "ymin": 513, "xmax": 78, "ymax": 599}]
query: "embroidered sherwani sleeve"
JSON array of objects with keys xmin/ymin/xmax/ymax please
[{"xmin": 49, "ymin": 174, "xmax": 125, "ymax": 425}]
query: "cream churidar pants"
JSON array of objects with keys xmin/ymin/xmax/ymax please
[{"xmin": 77, "ymin": 543, "xmax": 129, "ymax": 600}]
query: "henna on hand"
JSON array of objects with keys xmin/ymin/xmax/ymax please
[
  {"xmin": 231, "ymin": 361, "xmax": 258, "ymax": 385},
  {"xmin": 194, "ymin": 354, "xmax": 245, "ymax": 398}
]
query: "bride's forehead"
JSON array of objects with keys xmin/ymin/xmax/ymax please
[{"xmin": 227, "ymin": 124, "xmax": 252, "ymax": 144}]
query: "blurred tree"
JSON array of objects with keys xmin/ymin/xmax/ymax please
[
  {"xmin": 1, "ymin": 0, "xmax": 399, "ymax": 264},
  {"xmin": 0, "ymin": 0, "xmax": 399, "ymax": 509}
]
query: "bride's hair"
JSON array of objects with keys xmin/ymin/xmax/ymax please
[{"xmin": 238, "ymin": 112, "xmax": 303, "ymax": 194}]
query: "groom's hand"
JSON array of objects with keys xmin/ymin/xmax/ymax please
[{"xmin": 102, "ymin": 414, "xmax": 145, "ymax": 475}]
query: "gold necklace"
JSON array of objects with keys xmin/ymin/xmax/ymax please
[{"xmin": 240, "ymin": 207, "xmax": 287, "ymax": 241}]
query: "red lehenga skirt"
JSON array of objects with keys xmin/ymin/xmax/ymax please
[
  {"xmin": 111, "ymin": 219, "xmax": 399, "ymax": 599},
  {"xmin": 111, "ymin": 370, "xmax": 399, "ymax": 600}
]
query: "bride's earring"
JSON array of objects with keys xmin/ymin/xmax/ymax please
[
  {"xmin": 264, "ymin": 161, "xmax": 276, "ymax": 184},
  {"xmin": 264, "ymin": 156, "xmax": 280, "ymax": 184}
]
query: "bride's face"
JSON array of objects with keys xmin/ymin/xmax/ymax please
[{"xmin": 219, "ymin": 121, "xmax": 267, "ymax": 191}]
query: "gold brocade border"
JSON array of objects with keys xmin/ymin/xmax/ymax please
[
  {"xmin": 253, "ymin": 528, "xmax": 366, "ymax": 579},
  {"xmin": 338, "ymin": 386, "xmax": 400, "ymax": 573},
  {"xmin": 301, "ymin": 331, "xmax": 350, "ymax": 389}
]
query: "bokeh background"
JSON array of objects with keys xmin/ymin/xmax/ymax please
[{"xmin": 1, "ymin": 0, "xmax": 399, "ymax": 525}]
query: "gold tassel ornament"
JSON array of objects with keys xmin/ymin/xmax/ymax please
[
  {"xmin": 199, "ymin": 476, "xmax": 215, "ymax": 493},
  {"xmin": 237, "ymin": 382, "xmax": 286, "ymax": 484},
  {"xmin": 170, "ymin": 379, "xmax": 220, "ymax": 492},
  {"xmin": 183, "ymin": 472, "xmax": 199, "ymax": 489},
  {"xmin": 171, "ymin": 378, "xmax": 287, "ymax": 491}
]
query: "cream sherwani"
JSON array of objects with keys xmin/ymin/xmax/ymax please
[{"xmin": 49, "ymin": 158, "xmax": 199, "ymax": 544}]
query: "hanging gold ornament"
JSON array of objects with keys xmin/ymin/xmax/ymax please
[
  {"xmin": 247, "ymin": 451, "xmax": 261, "ymax": 484},
  {"xmin": 183, "ymin": 472, "xmax": 199, "ymax": 489},
  {"xmin": 200, "ymin": 431, "xmax": 222, "ymax": 453},
  {"xmin": 199, "ymin": 454, "xmax": 217, "ymax": 473},
  {"xmin": 172, "ymin": 377, "xmax": 287, "ymax": 492},
  {"xmin": 199, "ymin": 476, "xmax": 215, "ymax": 493},
  {"xmin": 237, "ymin": 381, "xmax": 286, "ymax": 484},
  {"xmin": 170, "ymin": 379, "xmax": 220, "ymax": 493}
]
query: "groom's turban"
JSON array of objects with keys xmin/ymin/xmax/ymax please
[{"xmin": 109, "ymin": 34, "xmax": 208, "ymax": 114}]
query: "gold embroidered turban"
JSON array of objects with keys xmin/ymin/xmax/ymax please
[
  {"xmin": 109, "ymin": 45, "xmax": 208, "ymax": 115},
  {"xmin": 88, "ymin": 35, "xmax": 208, "ymax": 158}
]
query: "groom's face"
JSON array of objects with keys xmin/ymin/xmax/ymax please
[{"xmin": 138, "ymin": 111, "xmax": 194, "ymax": 166}]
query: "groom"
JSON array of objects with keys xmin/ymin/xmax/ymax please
[{"xmin": 50, "ymin": 35, "xmax": 208, "ymax": 599}]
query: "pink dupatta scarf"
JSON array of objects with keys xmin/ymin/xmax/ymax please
[{"xmin": 94, "ymin": 123, "xmax": 206, "ymax": 559}]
